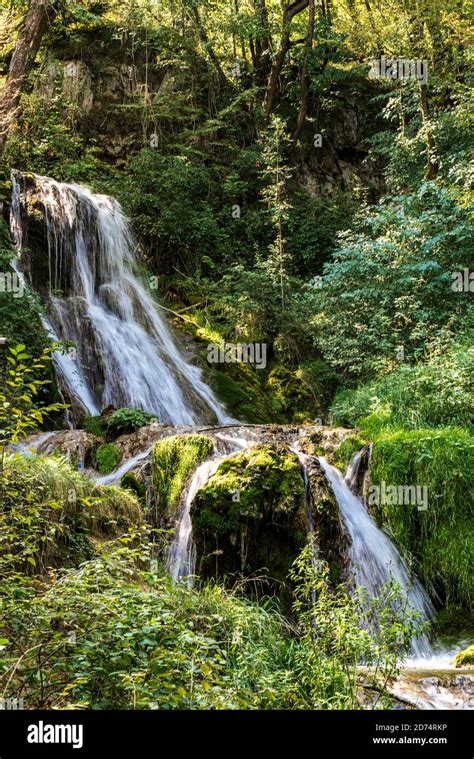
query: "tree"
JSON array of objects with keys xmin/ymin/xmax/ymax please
[
  {"xmin": 263, "ymin": 0, "xmax": 309, "ymax": 118},
  {"xmin": 0, "ymin": 0, "xmax": 61, "ymax": 156}
]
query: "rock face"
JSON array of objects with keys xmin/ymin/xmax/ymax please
[
  {"xmin": 192, "ymin": 444, "xmax": 307, "ymax": 604},
  {"xmin": 302, "ymin": 454, "xmax": 350, "ymax": 585}
]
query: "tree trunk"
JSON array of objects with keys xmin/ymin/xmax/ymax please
[
  {"xmin": 418, "ymin": 82, "xmax": 438, "ymax": 179},
  {"xmin": 0, "ymin": 0, "xmax": 60, "ymax": 156},
  {"xmin": 263, "ymin": 0, "xmax": 309, "ymax": 118},
  {"xmin": 292, "ymin": 0, "xmax": 315, "ymax": 140}
]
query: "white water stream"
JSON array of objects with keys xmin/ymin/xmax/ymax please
[
  {"xmin": 10, "ymin": 172, "xmax": 231, "ymax": 426},
  {"xmin": 319, "ymin": 457, "xmax": 435, "ymax": 658}
]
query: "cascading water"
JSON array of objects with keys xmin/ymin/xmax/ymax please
[
  {"xmin": 319, "ymin": 456, "xmax": 435, "ymax": 658},
  {"xmin": 167, "ymin": 458, "xmax": 222, "ymax": 584},
  {"xmin": 9, "ymin": 172, "xmax": 232, "ymax": 426},
  {"xmin": 167, "ymin": 430, "xmax": 254, "ymax": 583}
]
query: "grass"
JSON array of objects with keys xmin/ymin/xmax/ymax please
[
  {"xmin": 369, "ymin": 427, "xmax": 473, "ymax": 614},
  {"xmin": 1, "ymin": 453, "xmax": 142, "ymax": 573}
]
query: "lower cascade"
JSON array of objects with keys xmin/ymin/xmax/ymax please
[{"xmin": 319, "ymin": 456, "xmax": 435, "ymax": 658}]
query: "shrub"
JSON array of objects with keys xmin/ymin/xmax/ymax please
[
  {"xmin": 0, "ymin": 454, "xmax": 141, "ymax": 575},
  {"xmin": 95, "ymin": 443, "xmax": 122, "ymax": 475},
  {"xmin": 331, "ymin": 341, "xmax": 473, "ymax": 431},
  {"xmin": 106, "ymin": 407, "xmax": 155, "ymax": 437}
]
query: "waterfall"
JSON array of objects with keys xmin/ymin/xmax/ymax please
[
  {"xmin": 168, "ymin": 430, "xmax": 253, "ymax": 583},
  {"xmin": 9, "ymin": 172, "xmax": 232, "ymax": 426},
  {"xmin": 167, "ymin": 458, "xmax": 222, "ymax": 584},
  {"xmin": 319, "ymin": 456, "xmax": 435, "ymax": 658}
]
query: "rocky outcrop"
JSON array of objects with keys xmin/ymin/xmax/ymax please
[{"xmin": 192, "ymin": 443, "xmax": 307, "ymax": 605}]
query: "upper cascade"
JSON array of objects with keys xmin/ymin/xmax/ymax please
[{"xmin": 10, "ymin": 172, "xmax": 232, "ymax": 426}]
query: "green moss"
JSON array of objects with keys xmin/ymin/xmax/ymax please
[
  {"xmin": 333, "ymin": 434, "xmax": 367, "ymax": 470},
  {"xmin": 454, "ymin": 645, "xmax": 474, "ymax": 668},
  {"xmin": 96, "ymin": 443, "xmax": 123, "ymax": 475},
  {"xmin": 370, "ymin": 427, "xmax": 474, "ymax": 613},
  {"xmin": 151, "ymin": 434, "xmax": 214, "ymax": 520},
  {"xmin": 192, "ymin": 445, "xmax": 307, "ymax": 600},
  {"xmin": 81, "ymin": 415, "xmax": 105, "ymax": 438},
  {"xmin": 194, "ymin": 445, "xmax": 305, "ymax": 536},
  {"xmin": 120, "ymin": 472, "xmax": 147, "ymax": 501}
]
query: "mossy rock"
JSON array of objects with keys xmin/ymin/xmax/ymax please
[
  {"xmin": 454, "ymin": 645, "xmax": 474, "ymax": 668},
  {"xmin": 192, "ymin": 444, "xmax": 307, "ymax": 604},
  {"xmin": 95, "ymin": 443, "xmax": 122, "ymax": 474},
  {"xmin": 120, "ymin": 472, "xmax": 147, "ymax": 502},
  {"xmin": 151, "ymin": 434, "xmax": 214, "ymax": 523}
]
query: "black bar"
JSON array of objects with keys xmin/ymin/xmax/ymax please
[{"xmin": 0, "ymin": 709, "xmax": 470, "ymax": 757}]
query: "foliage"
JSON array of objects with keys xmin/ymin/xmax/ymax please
[
  {"xmin": 120, "ymin": 472, "xmax": 147, "ymax": 502},
  {"xmin": 0, "ymin": 533, "xmax": 417, "ymax": 710},
  {"xmin": 95, "ymin": 442, "xmax": 122, "ymax": 475},
  {"xmin": 106, "ymin": 407, "xmax": 155, "ymax": 437},
  {"xmin": 0, "ymin": 453, "xmax": 142, "ymax": 576},
  {"xmin": 0, "ymin": 343, "xmax": 65, "ymax": 444},
  {"xmin": 454, "ymin": 645, "xmax": 474, "ymax": 668},
  {"xmin": 288, "ymin": 542, "xmax": 422, "ymax": 709},
  {"xmin": 370, "ymin": 427, "xmax": 474, "ymax": 612},
  {"xmin": 332, "ymin": 435, "xmax": 368, "ymax": 471},
  {"xmin": 315, "ymin": 184, "xmax": 474, "ymax": 380},
  {"xmin": 331, "ymin": 341, "xmax": 474, "ymax": 431}
]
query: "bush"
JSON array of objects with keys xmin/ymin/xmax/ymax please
[
  {"xmin": 331, "ymin": 342, "xmax": 474, "ymax": 431},
  {"xmin": 0, "ymin": 454, "xmax": 142, "ymax": 575},
  {"xmin": 95, "ymin": 443, "xmax": 122, "ymax": 475},
  {"xmin": 106, "ymin": 408, "xmax": 155, "ymax": 437}
]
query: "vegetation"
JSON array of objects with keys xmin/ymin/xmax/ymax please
[
  {"xmin": 454, "ymin": 645, "xmax": 474, "ymax": 668},
  {"xmin": 0, "ymin": 0, "xmax": 472, "ymax": 712},
  {"xmin": 95, "ymin": 443, "xmax": 123, "ymax": 475},
  {"xmin": 151, "ymin": 435, "xmax": 214, "ymax": 521},
  {"xmin": 370, "ymin": 428, "xmax": 473, "ymax": 614}
]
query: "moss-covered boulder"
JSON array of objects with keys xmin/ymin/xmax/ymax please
[
  {"xmin": 302, "ymin": 455, "xmax": 350, "ymax": 584},
  {"xmin": 151, "ymin": 434, "xmax": 214, "ymax": 523},
  {"xmin": 95, "ymin": 442, "xmax": 122, "ymax": 474},
  {"xmin": 192, "ymin": 444, "xmax": 307, "ymax": 601},
  {"xmin": 454, "ymin": 645, "xmax": 474, "ymax": 668}
]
